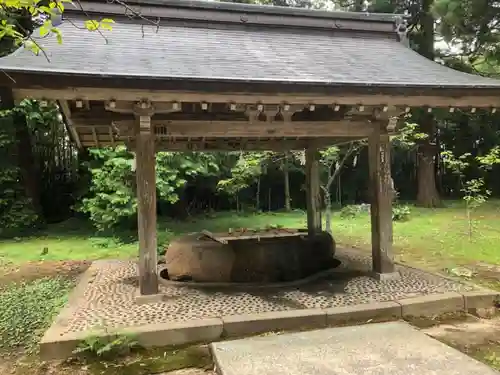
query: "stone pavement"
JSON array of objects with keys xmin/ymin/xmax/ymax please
[
  {"xmin": 210, "ymin": 321, "xmax": 498, "ymax": 375},
  {"xmin": 51, "ymin": 248, "xmax": 474, "ymax": 337}
]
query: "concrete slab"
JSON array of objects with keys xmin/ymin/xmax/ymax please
[{"xmin": 210, "ymin": 321, "xmax": 498, "ymax": 375}]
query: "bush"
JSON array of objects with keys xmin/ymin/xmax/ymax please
[
  {"xmin": 89, "ymin": 236, "xmax": 126, "ymax": 249},
  {"xmin": 0, "ymin": 114, "xmax": 39, "ymax": 237},
  {"xmin": 157, "ymin": 229, "xmax": 175, "ymax": 256},
  {"xmin": 73, "ymin": 333, "xmax": 140, "ymax": 359},
  {"xmin": 392, "ymin": 205, "xmax": 411, "ymax": 222},
  {"xmin": 339, "ymin": 204, "xmax": 370, "ymax": 218},
  {"xmin": 0, "ymin": 277, "xmax": 73, "ymax": 352}
]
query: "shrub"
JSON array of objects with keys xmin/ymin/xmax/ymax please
[
  {"xmin": 340, "ymin": 204, "xmax": 370, "ymax": 218},
  {"xmin": 89, "ymin": 236, "xmax": 125, "ymax": 249},
  {"xmin": 0, "ymin": 113, "xmax": 39, "ymax": 237},
  {"xmin": 0, "ymin": 277, "xmax": 73, "ymax": 352},
  {"xmin": 157, "ymin": 229, "xmax": 175, "ymax": 256},
  {"xmin": 73, "ymin": 333, "xmax": 140, "ymax": 359},
  {"xmin": 80, "ymin": 148, "xmax": 219, "ymax": 231},
  {"xmin": 392, "ymin": 205, "xmax": 411, "ymax": 222}
]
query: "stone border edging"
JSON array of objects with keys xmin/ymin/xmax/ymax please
[
  {"xmin": 39, "ymin": 264, "xmax": 500, "ymax": 361},
  {"xmin": 41, "ymin": 261, "xmax": 101, "ymax": 337}
]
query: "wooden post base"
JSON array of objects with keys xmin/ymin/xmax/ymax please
[{"xmin": 372, "ymin": 271, "xmax": 401, "ymax": 281}]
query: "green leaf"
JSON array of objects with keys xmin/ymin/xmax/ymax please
[
  {"xmin": 39, "ymin": 25, "xmax": 49, "ymax": 37},
  {"xmin": 85, "ymin": 20, "xmax": 100, "ymax": 31},
  {"xmin": 51, "ymin": 27, "xmax": 63, "ymax": 44},
  {"xmin": 100, "ymin": 24, "xmax": 113, "ymax": 31}
]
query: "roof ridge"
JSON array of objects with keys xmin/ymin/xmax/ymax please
[
  {"xmin": 69, "ymin": 0, "xmax": 404, "ymax": 33},
  {"xmin": 110, "ymin": 0, "xmax": 401, "ymax": 22}
]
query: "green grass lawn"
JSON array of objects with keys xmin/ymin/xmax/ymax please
[{"xmin": 1, "ymin": 200, "xmax": 499, "ymax": 273}]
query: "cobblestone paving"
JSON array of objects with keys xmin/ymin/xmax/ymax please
[{"xmin": 51, "ymin": 248, "xmax": 475, "ymax": 337}]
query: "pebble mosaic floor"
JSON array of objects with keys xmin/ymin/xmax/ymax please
[{"xmin": 50, "ymin": 248, "xmax": 475, "ymax": 338}]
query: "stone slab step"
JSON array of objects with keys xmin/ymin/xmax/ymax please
[{"xmin": 210, "ymin": 321, "xmax": 498, "ymax": 375}]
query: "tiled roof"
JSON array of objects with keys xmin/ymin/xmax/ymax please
[{"xmin": 2, "ymin": 4, "xmax": 500, "ymax": 88}]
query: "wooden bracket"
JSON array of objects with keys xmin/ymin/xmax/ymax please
[
  {"xmin": 138, "ymin": 115, "xmax": 152, "ymax": 134},
  {"xmin": 133, "ymin": 101, "xmax": 155, "ymax": 135}
]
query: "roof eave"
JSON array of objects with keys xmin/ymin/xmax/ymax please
[{"xmin": 5, "ymin": 70, "xmax": 500, "ymax": 95}]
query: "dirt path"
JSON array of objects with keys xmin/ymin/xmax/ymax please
[
  {"xmin": 424, "ymin": 316, "xmax": 500, "ymax": 346},
  {"xmin": 422, "ymin": 315, "xmax": 500, "ymax": 369},
  {"xmin": 0, "ymin": 260, "xmax": 90, "ymax": 289}
]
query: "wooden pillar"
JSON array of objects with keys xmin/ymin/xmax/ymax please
[
  {"xmin": 368, "ymin": 123, "xmax": 397, "ymax": 278},
  {"xmin": 134, "ymin": 106, "xmax": 159, "ymax": 295},
  {"xmin": 305, "ymin": 147, "xmax": 322, "ymax": 235}
]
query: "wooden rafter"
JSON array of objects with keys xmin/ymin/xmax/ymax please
[{"xmin": 58, "ymin": 100, "xmax": 82, "ymax": 149}]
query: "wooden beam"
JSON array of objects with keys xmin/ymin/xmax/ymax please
[
  {"xmin": 105, "ymin": 100, "xmax": 183, "ymax": 114},
  {"xmin": 77, "ymin": 138, "xmax": 358, "ymax": 151},
  {"xmin": 72, "ymin": 119, "xmax": 381, "ymax": 138},
  {"xmin": 137, "ymin": 138, "xmax": 356, "ymax": 151},
  {"xmin": 201, "ymin": 230, "xmax": 228, "ymax": 245},
  {"xmin": 14, "ymin": 87, "xmax": 500, "ymax": 108},
  {"xmin": 368, "ymin": 122, "xmax": 396, "ymax": 277},
  {"xmin": 305, "ymin": 146, "xmax": 322, "ymax": 236},
  {"xmin": 134, "ymin": 107, "xmax": 159, "ymax": 295},
  {"xmin": 58, "ymin": 100, "xmax": 82, "ymax": 149},
  {"xmin": 218, "ymin": 231, "xmax": 302, "ymax": 241}
]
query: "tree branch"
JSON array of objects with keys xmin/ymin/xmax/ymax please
[
  {"xmin": 107, "ymin": 0, "xmax": 161, "ymax": 32},
  {"xmin": 74, "ymin": 0, "xmax": 109, "ymax": 44},
  {"xmin": 325, "ymin": 142, "xmax": 361, "ymax": 190}
]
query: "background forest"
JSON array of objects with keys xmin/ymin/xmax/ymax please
[{"xmin": 1, "ymin": 0, "xmax": 500, "ymax": 237}]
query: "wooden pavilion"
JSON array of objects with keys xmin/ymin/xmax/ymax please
[{"xmin": 3, "ymin": 0, "xmax": 500, "ymax": 296}]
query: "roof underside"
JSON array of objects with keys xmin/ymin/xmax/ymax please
[{"xmin": 2, "ymin": 2, "xmax": 500, "ymax": 89}]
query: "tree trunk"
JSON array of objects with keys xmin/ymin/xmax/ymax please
[
  {"xmin": 256, "ymin": 176, "xmax": 261, "ymax": 211},
  {"xmin": 268, "ymin": 188, "xmax": 272, "ymax": 212},
  {"xmin": 353, "ymin": 0, "xmax": 364, "ymax": 11},
  {"xmin": 416, "ymin": 115, "xmax": 441, "ymax": 207},
  {"xmin": 416, "ymin": 0, "xmax": 441, "ymax": 207},
  {"xmin": 324, "ymin": 189, "xmax": 332, "ymax": 234},
  {"xmin": 14, "ymin": 111, "xmax": 43, "ymax": 217},
  {"xmin": 283, "ymin": 152, "xmax": 291, "ymax": 211}
]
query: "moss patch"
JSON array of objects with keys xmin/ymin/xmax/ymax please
[{"xmin": 77, "ymin": 346, "xmax": 212, "ymax": 375}]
